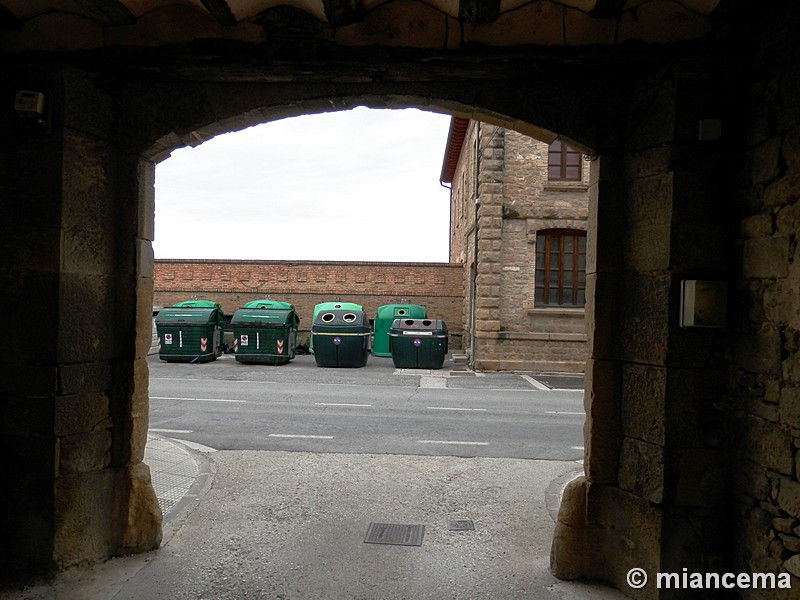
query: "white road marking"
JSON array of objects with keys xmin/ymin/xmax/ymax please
[
  {"xmin": 518, "ymin": 374, "xmax": 550, "ymax": 390},
  {"xmin": 151, "ymin": 396, "xmax": 248, "ymax": 403},
  {"xmin": 149, "ymin": 428, "xmax": 194, "ymax": 434},
  {"xmin": 417, "ymin": 440, "xmax": 489, "ymax": 446},
  {"xmin": 546, "ymin": 411, "xmax": 585, "ymax": 416},
  {"xmin": 571, "ymin": 446, "xmax": 585, "ymax": 450},
  {"xmin": 151, "ymin": 377, "xmax": 201, "ymax": 381},
  {"xmin": 315, "ymin": 402, "xmax": 372, "ymax": 407},
  {"xmin": 426, "ymin": 407, "xmax": 488, "ymax": 412},
  {"xmin": 268, "ymin": 434, "xmax": 335, "ymax": 439}
]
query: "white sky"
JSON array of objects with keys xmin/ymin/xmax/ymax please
[{"xmin": 153, "ymin": 107, "xmax": 453, "ymax": 263}]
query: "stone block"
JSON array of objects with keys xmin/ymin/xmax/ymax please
[
  {"xmin": 621, "ymin": 363, "xmax": 666, "ymax": 445},
  {"xmin": 53, "ymin": 470, "xmax": 116, "ymax": 567},
  {"xmin": 117, "ymin": 463, "xmax": 162, "ymax": 554},
  {"xmin": 618, "ymin": 437, "xmax": 665, "ymax": 504},
  {"xmin": 777, "ymin": 477, "xmax": 800, "ymax": 520},
  {"xmin": 58, "ymin": 361, "xmax": 112, "ymax": 395},
  {"xmin": 57, "ymin": 272, "xmax": 114, "ymax": 363},
  {"xmin": 584, "ymin": 483, "xmax": 662, "ymax": 597},
  {"xmin": 624, "ymin": 222, "xmax": 671, "ymax": 272},
  {"xmin": 583, "ymin": 358, "xmax": 622, "ymax": 484},
  {"xmin": 779, "ymin": 386, "xmax": 800, "ymax": 430},
  {"xmin": 742, "ymin": 416, "xmax": 794, "ymax": 476},
  {"xmin": 736, "ymin": 329, "xmax": 782, "ymax": 376},
  {"xmin": 741, "ymin": 213, "xmax": 774, "ymax": 238},
  {"xmin": 58, "ymin": 430, "xmax": 111, "ymax": 475},
  {"xmin": 751, "ymin": 136, "xmax": 782, "ymax": 186},
  {"xmin": 54, "ymin": 393, "xmax": 110, "ymax": 437},
  {"xmin": 742, "ymin": 236, "xmax": 790, "ymax": 279},
  {"xmin": 550, "ymin": 476, "xmax": 588, "ymax": 580}
]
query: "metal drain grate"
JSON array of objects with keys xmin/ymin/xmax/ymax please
[
  {"xmin": 447, "ymin": 519, "xmax": 475, "ymax": 531},
  {"xmin": 364, "ymin": 522, "xmax": 425, "ymax": 546}
]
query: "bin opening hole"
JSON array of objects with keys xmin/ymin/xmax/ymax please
[
  {"xmin": 422, "ymin": 320, "xmax": 432, "ymax": 326},
  {"xmin": 322, "ymin": 313, "xmax": 336, "ymax": 323},
  {"xmin": 404, "ymin": 319, "xmax": 415, "ymax": 326},
  {"xmin": 334, "ymin": 304, "xmax": 343, "ymax": 308},
  {"xmin": 343, "ymin": 313, "xmax": 357, "ymax": 322},
  {"xmin": 398, "ymin": 310, "xmax": 406, "ymax": 315}
]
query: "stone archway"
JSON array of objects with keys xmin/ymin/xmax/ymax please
[{"xmin": 7, "ymin": 1, "xmax": 799, "ymax": 593}]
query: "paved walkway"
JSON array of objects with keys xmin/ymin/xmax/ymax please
[{"xmin": 3, "ymin": 435, "xmax": 630, "ymax": 600}]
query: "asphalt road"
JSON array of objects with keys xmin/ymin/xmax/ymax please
[{"xmin": 148, "ymin": 353, "xmax": 585, "ymax": 460}]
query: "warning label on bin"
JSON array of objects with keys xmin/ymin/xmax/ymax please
[
  {"xmin": 241, "ymin": 335, "xmax": 249, "ymax": 346},
  {"xmin": 164, "ymin": 333, "xmax": 172, "ymax": 345},
  {"xmin": 277, "ymin": 339, "xmax": 284, "ymax": 354},
  {"xmin": 413, "ymin": 338, "xmax": 422, "ymax": 347},
  {"xmin": 333, "ymin": 336, "xmax": 342, "ymax": 345},
  {"xmin": 200, "ymin": 337, "xmax": 208, "ymax": 352}
]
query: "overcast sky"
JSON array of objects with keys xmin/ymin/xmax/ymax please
[{"xmin": 153, "ymin": 107, "xmax": 453, "ymax": 263}]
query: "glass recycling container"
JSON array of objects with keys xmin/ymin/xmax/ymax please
[
  {"xmin": 311, "ymin": 309, "xmax": 371, "ymax": 368},
  {"xmin": 372, "ymin": 304, "xmax": 426, "ymax": 358},
  {"xmin": 388, "ymin": 318, "xmax": 448, "ymax": 369},
  {"xmin": 309, "ymin": 301, "xmax": 364, "ymax": 354}
]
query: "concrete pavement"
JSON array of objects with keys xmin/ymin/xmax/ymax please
[{"xmin": 3, "ymin": 433, "xmax": 631, "ymax": 600}]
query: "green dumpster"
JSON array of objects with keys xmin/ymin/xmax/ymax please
[
  {"xmin": 155, "ymin": 301, "xmax": 225, "ymax": 363},
  {"xmin": 389, "ymin": 318, "xmax": 449, "ymax": 369},
  {"xmin": 372, "ymin": 304, "xmax": 426, "ymax": 357},
  {"xmin": 312, "ymin": 309, "xmax": 371, "ymax": 368},
  {"xmin": 309, "ymin": 302, "xmax": 364, "ymax": 353},
  {"xmin": 231, "ymin": 303, "xmax": 299, "ymax": 365},
  {"xmin": 243, "ymin": 300, "xmax": 294, "ymax": 310}
]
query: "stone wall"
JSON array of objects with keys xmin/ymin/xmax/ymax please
[
  {"xmin": 729, "ymin": 2, "xmax": 800, "ymax": 586},
  {"xmin": 153, "ymin": 259, "xmax": 464, "ymax": 348},
  {"xmin": 448, "ymin": 122, "xmax": 590, "ymax": 372}
]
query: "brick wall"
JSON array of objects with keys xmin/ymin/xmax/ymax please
[{"xmin": 153, "ymin": 259, "xmax": 464, "ymax": 347}]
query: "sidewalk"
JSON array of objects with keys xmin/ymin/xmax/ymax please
[{"xmin": 5, "ymin": 435, "xmax": 630, "ymax": 600}]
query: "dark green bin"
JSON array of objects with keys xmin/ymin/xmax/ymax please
[
  {"xmin": 309, "ymin": 302, "xmax": 363, "ymax": 354},
  {"xmin": 372, "ymin": 304, "xmax": 426, "ymax": 357},
  {"xmin": 312, "ymin": 309, "xmax": 371, "ymax": 368},
  {"xmin": 231, "ymin": 302, "xmax": 299, "ymax": 365},
  {"xmin": 155, "ymin": 301, "xmax": 225, "ymax": 363},
  {"xmin": 389, "ymin": 318, "xmax": 448, "ymax": 369}
]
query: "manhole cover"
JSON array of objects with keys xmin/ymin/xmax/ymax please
[
  {"xmin": 447, "ymin": 519, "xmax": 475, "ymax": 531},
  {"xmin": 364, "ymin": 523, "xmax": 425, "ymax": 546},
  {"xmin": 448, "ymin": 371, "xmax": 476, "ymax": 376}
]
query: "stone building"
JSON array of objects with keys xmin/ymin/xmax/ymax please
[
  {"xmin": 4, "ymin": 2, "xmax": 800, "ymax": 598},
  {"xmin": 441, "ymin": 118, "xmax": 590, "ymax": 372}
]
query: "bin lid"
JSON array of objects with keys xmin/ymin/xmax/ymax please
[
  {"xmin": 376, "ymin": 304, "xmax": 426, "ymax": 319},
  {"xmin": 171, "ymin": 300, "xmax": 222, "ymax": 310},
  {"xmin": 389, "ymin": 318, "xmax": 448, "ymax": 333},
  {"xmin": 231, "ymin": 308, "xmax": 299, "ymax": 327},
  {"xmin": 312, "ymin": 309, "xmax": 370, "ymax": 328},
  {"xmin": 243, "ymin": 300, "xmax": 295, "ymax": 311},
  {"xmin": 155, "ymin": 307, "xmax": 222, "ymax": 325}
]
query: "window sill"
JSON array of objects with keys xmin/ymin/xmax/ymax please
[
  {"xmin": 529, "ymin": 307, "xmax": 585, "ymax": 317},
  {"xmin": 543, "ymin": 183, "xmax": 589, "ymax": 193}
]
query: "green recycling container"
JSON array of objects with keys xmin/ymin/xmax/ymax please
[
  {"xmin": 372, "ymin": 304, "xmax": 426, "ymax": 357},
  {"xmin": 309, "ymin": 302, "xmax": 364, "ymax": 353},
  {"xmin": 389, "ymin": 318, "xmax": 449, "ymax": 369},
  {"xmin": 155, "ymin": 301, "xmax": 226, "ymax": 363},
  {"xmin": 312, "ymin": 309, "xmax": 371, "ymax": 368},
  {"xmin": 231, "ymin": 303, "xmax": 299, "ymax": 365}
]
